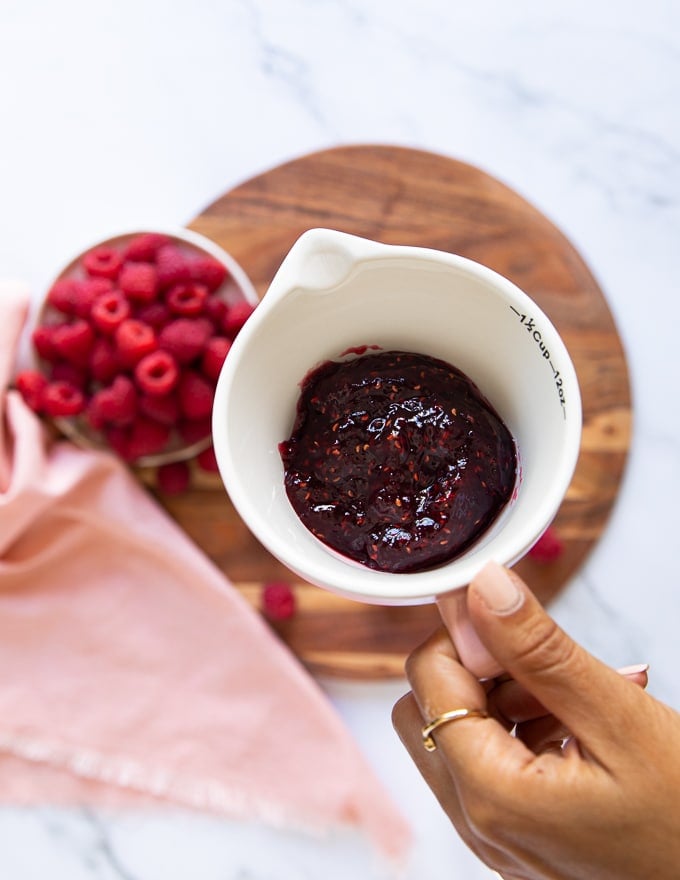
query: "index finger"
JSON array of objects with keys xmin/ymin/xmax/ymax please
[
  {"xmin": 405, "ymin": 627, "xmax": 488, "ymax": 724},
  {"xmin": 405, "ymin": 626, "xmax": 535, "ymax": 785}
]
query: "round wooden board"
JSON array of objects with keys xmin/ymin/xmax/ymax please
[{"xmin": 154, "ymin": 145, "xmax": 632, "ymax": 679}]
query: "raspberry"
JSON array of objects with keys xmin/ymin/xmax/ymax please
[
  {"xmin": 122, "ymin": 232, "xmax": 170, "ymax": 263},
  {"xmin": 223, "ymin": 300, "xmax": 255, "ymax": 339},
  {"xmin": 158, "ymin": 318, "xmax": 212, "ymax": 364},
  {"xmin": 82, "ymin": 246, "xmax": 123, "ymax": 280},
  {"xmin": 86, "ymin": 407, "xmax": 105, "ymax": 431},
  {"xmin": 90, "ymin": 337, "xmax": 120, "ymax": 384},
  {"xmin": 135, "ymin": 301, "xmax": 170, "ymax": 330},
  {"xmin": 119, "ymin": 262, "xmax": 159, "ymax": 303},
  {"xmin": 201, "ymin": 336, "xmax": 231, "ymax": 381},
  {"xmin": 261, "ymin": 582, "xmax": 296, "ymax": 621},
  {"xmin": 41, "ymin": 380, "xmax": 86, "ymax": 417},
  {"xmin": 47, "ymin": 278, "xmax": 79, "ymax": 315},
  {"xmin": 188, "ymin": 256, "xmax": 228, "ymax": 292},
  {"xmin": 115, "ymin": 319, "xmax": 157, "ymax": 366},
  {"xmin": 156, "ymin": 460, "xmax": 191, "ymax": 494},
  {"xmin": 177, "ymin": 370, "xmax": 214, "ymax": 420},
  {"xmin": 156, "ymin": 245, "xmax": 191, "ymax": 288},
  {"xmin": 52, "ymin": 320, "xmax": 95, "ymax": 367},
  {"xmin": 114, "ymin": 378, "xmax": 138, "ymax": 424},
  {"xmin": 139, "ymin": 392, "xmax": 179, "ymax": 425},
  {"xmin": 134, "ymin": 350, "xmax": 179, "ymax": 396},
  {"xmin": 166, "ymin": 281, "xmax": 208, "ymax": 317},
  {"xmin": 88, "ymin": 375, "xmax": 137, "ymax": 429},
  {"xmin": 105, "ymin": 426, "xmax": 132, "ymax": 460},
  {"xmin": 528, "ymin": 527, "xmax": 564, "ymax": 563},
  {"xmin": 204, "ymin": 295, "xmax": 228, "ymax": 329},
  {"xmin": 126, "ymin": 417, "xmax": 171, "ymax": 461},
  {"xmin": 15, "ymin": 370, "xmax": 48, "ymax": 413},
  {"xmin": 178, "ymin": 417, "xmax": 211, "ymax": 445},
  {"xmin": 196, "ymin": 445, "xmax": 219, "ymax": 473},
  {"xmin": 50, "ymin": 361, "xmax": 87, "ymax": 389},
  {"xmin": 91, "ymin": 290, "xmax": 131, "ymax": 334},
  {"xmin": 73, "ymin": 278, "xmax": 114, "ymax": 319},
  {"xmin": 32, "ymin": 325, "xmax": 57, "ymax": 361}
]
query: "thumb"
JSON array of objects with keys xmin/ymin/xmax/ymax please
[{"xmin": 467, "ymin": 561, "xmax": 645, "ymax": 752}]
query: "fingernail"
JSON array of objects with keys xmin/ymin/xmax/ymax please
[
  {"xmin": 617, "ymin": 663, "xmax": 650, "ymax": 677},
  {"xmin": 471, "ymin": 561, "xmax": 524, "ymax": 615},
  {"xmin": 437, "ymin": 590, "xmax": 503, "ymax": 680}
]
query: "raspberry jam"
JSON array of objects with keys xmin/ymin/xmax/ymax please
[{"xmin": 279, "ymin": 350, "xmax": 517, "ymax": 573}]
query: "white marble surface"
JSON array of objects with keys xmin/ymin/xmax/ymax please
[{"xmin": 1, "ymin": 1, "xmax": 679, "ymax": 877}]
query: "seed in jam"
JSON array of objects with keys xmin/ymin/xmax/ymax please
[{"xmin": 279, "ymin": 350, "xmax": 517, "ymax": 574}]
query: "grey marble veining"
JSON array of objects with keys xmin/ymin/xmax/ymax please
[{"xmin": 0, "ymin": 0, "xmax": 678, "ymax": 877}]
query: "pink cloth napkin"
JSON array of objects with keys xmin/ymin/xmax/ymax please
[{"xmin": 0, "ymin": 288, "xmax": 410, "ymax": 860}]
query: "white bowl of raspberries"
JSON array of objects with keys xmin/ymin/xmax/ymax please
[{"xmin": 16, "ymin": 227, "xmax": 258, "ymax": 489}]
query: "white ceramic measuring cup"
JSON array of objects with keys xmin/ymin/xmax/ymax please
[{"xmin": 212, "ymin": 228, "xmax": 581, "ymax": 605}]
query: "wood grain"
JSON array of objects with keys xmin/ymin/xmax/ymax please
[{"xmin": 152, "ymin": 145, "xmax": 632, "ymax": 679}]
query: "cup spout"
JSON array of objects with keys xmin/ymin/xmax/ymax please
[{"xmin": 262, "ymin": 228, "xmax": 388, "ymax": 303}]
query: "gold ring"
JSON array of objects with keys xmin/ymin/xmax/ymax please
[{"xmin": 421, "ymin": 708, "xmax": 488, "ymax": 751}]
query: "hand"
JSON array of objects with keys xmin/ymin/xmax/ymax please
[{"xmin": 392, "ymin": 561, "xmax": 680, "ymax": 880}]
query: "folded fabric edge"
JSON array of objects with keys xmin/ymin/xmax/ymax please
[{"xmin": 0, "ymin": 729, "xmax": 411, "ymax": 864}]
